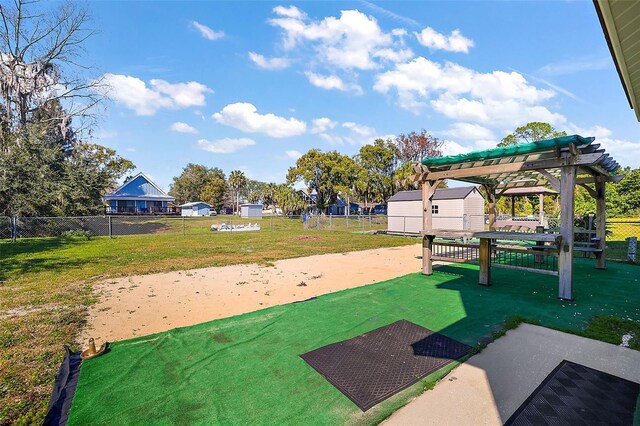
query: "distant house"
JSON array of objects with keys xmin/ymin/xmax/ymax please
[
  {"xmin": 240, "ymin": 204, "xmax": 262, "ymax": 219},
  {"xmin": 180, "ymin": 202, "xmax": 212, "ymax": 217},
  {"xmin": 103, "ymin": 173, "xmax": 176, "ymax": 215},
  {"xmin": 387, "ymin": 186, "xmax": 484, "ymax": 234},
  {"xmin": 307, "ymin": 192, "xmax": 359, "ymax": 215},
  {"xmin": 327, "ymin": 198, "xmax": 359, "ymax": 216}
]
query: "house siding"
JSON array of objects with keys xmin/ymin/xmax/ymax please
[
  {"xmin": 241, "ymin": 205, "xmax": 262, "ymax": 219},
  {"xmin": 463, "ymin": 189, "xmax": 485, "ymax": 231},
  {"xmin": 181, "ymin": 203, "xmax": 211, "ymax": 217},
  {"xmin": 115, "ymin": 175, "xmax": 165, "ymax": 197},
  {"xmin": 387, "ymin": 187, "xmax": 484, "ymax": 234}
]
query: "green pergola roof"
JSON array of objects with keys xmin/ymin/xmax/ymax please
[{"xmin": 422, "ymin": 135, "xmax": 594, "ymax": 167}]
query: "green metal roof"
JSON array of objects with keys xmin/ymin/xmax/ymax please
[{"xmin": 422, "ymin": 135, "xmax": 593, "ymax": 167}]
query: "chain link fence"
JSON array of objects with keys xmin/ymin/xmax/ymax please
[
  {"xmin": 0, "ymin": 214, "xmax": 390, "ymax": 240},
  {"xmin": 2, "ymin": 214, "xmax": 637, "ymax": 263},
  {"xmin": 605, "ymin": 219, "xmax": 640, "ymax": 262}
]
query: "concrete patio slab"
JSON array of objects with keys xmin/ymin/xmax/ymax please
[{"xmin": 383, "ymin": 323, "xmax": 640, "ymax": 425}]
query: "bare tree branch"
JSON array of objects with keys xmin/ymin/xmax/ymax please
[{"xmin": 0, "ymin": 0, "xmax": 102, "ymax": 134}]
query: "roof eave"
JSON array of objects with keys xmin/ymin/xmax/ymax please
[{"xmin": 594, "ymin": 0, "xmax": 640, "ymax": 121}]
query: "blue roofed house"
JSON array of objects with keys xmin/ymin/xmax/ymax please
[
  {"xmin": 103, "ymin": 173, "xmax": 177, "ymax": 215},
  {"xmin": 307, "ymin": 192, "xmax": 359, "ymax": 215}
]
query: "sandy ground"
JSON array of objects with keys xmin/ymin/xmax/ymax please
[
  {"xmin": 80, "ymin": 244, "xmax": 422, "ymax": 344},
  {"xmin": 384, "ymin": 323, "xmax": 640, "ymax": 425}
]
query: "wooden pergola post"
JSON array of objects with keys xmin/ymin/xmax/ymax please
[
  {"xmin": 558, "ymin": 165, "xmax": 576, "ymax": 300},
  {"xmin": 422, "ymin": 180, "xmax": 439, "ymax": 275},
  {"xmin": 595, "ymin": 179, "xmax": 607, "ymax": 269},
  {"xmin": 511, "ymin": 196, "xmax": 515, "ymax": 220},
  {"xmin": 484, "ymin": 185, "xmax": 497, "ymax": 230},
  {"xmin": 538, "ymin": 193, "xmax": 544, "ymax": 225}
]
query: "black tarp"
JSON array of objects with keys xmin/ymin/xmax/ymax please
[{"xmin": 43, "ymin": 346, "xmax": 82, "ymax": 426}]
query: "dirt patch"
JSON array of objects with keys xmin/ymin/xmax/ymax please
[
  {"xmin": 80, "ymin": 244, "xmax": 422, "ymax": 343},
  {"xmin": 294, "ymin": 235, "xmax": 321, "ymax": 240}
]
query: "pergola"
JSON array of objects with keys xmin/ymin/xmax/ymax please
[
  {"xmin": 412, "ymin": 135, "xmax": 621, "ymax": 301},
  {"xmin": 501, "ymin": 186, "xmax": 558, "ymax": 225}
]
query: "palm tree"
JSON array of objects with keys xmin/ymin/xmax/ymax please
[
  {"xmin": 262, "ymin": 182, "xmax": 278, "ymax": 214},
  {"xmin": 228, "ymin": 170, "xmax": 247, "ymax": 215}
]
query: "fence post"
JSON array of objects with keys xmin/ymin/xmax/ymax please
[
  {"xmin": 329, "ymin": 214, "xmax": 332, "ymax": 231},
  {"xmin": 11, "ymin": 216, "xmax": 17, "ymax": 242},
  {"xmin": 346, "ymin": 215, "xmax": 349, "ymax": 229},
  {"xmin": 270, "ymin": 215, "xmax": 273, "ymax": 231},
  {"xmin": 108, "ymin": 215, "xmax": 112, "ymax": 238},
  {"xmin": 403, "ymin": 217, "xmax": 406, "ymax": 236},
  {"xmin": 182, "ymin": 217, "xmax": 186, "ymax": 236},
  {"xmin": 627, "ymin": 237, "xmax": 637, "ymax": 263},
  {"xmin": 316, "ymin": 214, "xmax": 320, "ymax": 230}
]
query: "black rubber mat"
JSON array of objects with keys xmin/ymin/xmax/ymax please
[
  {"xmin": 505, "ymin": 360, "xmax": 640, "ymax": 426},
  {"xmin": 300, "ymin": 319, "xmax": 472, "ymax": 411}
]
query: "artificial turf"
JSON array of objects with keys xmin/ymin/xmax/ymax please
[{"xmin": 67, "ymin": 259, "xmax": 640, "ymax": 425}]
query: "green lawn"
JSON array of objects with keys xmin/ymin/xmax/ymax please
[
  {"xmin": 67, "ymin": 259, "xmax": 640, "ymax": 425},
  {"xmin": 606, "ymin": 219, "xmax": 640, "ymax": 262},
  {"xmin": 107, "ymin": 214, "xmax": 388, "ymax": 235},
  {"xmin": 0, "ymin": 227, "xmax": 414, "ymax": 425}
]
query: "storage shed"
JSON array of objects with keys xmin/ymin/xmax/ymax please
[
  {"xmin": 240, "ymin": 204, "xmax": 263, "ymax": 219},
  {"xmin": 387, "ymin": 186, "xmax": 484, "ymax": 235},
  {"xmin": 180, "ymin": 202, "xmax": 212, "ymax": 217}
]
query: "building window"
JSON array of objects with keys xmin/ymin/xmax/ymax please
[{"xmin": 432, "ymin": 205, "xmax": 439, "ymax": 214}]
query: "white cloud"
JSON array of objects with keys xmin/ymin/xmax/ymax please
[
  {"xmin": 597, "ymin": 138, "xmax": 640, "ymax": 168},
  {"xmin": 170, "ymin": 122, "xmax": 198, "ymax": 134},
  {"xmin": 473, "ymin": 139, "xmax": 499, "ymax": 150},
  {"xmin": 285, "ymin": 150, "xmax": 302, "ymax": 159},
  {"xmin": 373, "ymin": 48, "xmax": 414, "ymax": 63},
  {"xmin": 102, "ymin": 74, "xmax": 212, "ymax": 116},
  {"xmin": 318, "ymin": 120, "xmax": 377, "ymax": 145},
  {"xmin": 373, "ymin": 57, "xmax": 563, "ymax": 128},
  {"xmin": 361, "ymin": 1, "xmax": 422, "ymax": 28},
  {"xmin": 443, "ymin": 122, "xmax": 495, "ymax": 140},
  {"xmin": 415, "ymin": 27, "xmax": 474, "ymax": 53},
  {"xmin": 342, "ymin": 121, "xmax": 375, "ymax": 137},
  {"xmin": 441, "ymin": 140, "xmax": 472, "ymax": 156},
  {"xmin": 248, "ymin": 52, "xmax": 291, "ymax": 70},
  {"xmin": 319, "ymin": 132, "xmax": 345, "ymax": 145},
  {"xmin": 191, "ymin": 21, "xmax": 224, "ymax": 40},
  {"xmin": 269, "ymin": 8, "xmax": 412, "ymax": 70},
  {"xmin": 273, "ymin": 5, "xmax": 306, "ymax": 20},
  {"xmin": 304, "ymin": 71, "xmax": 362, "ymax": 94},
  {"xmin": 431, "ymin": 96, "xmax": 566, "ymax": 128},
  {"xmin": 311, "ymin": 117, "xmax": 338, "ymax": 134},
  {"xmin": 150, "ymin": 79, "xmax": 212, "ymax": 108},
  {"xmin": 537, "ymin": 54, "xmax": 611, "ymax": 76},
  {"xmin": 565, "ymin": 124, "xmax": 612, "ymax": 138},
  {"xmin": 197, "ymin": 137, "xmax": 255, "ymax": 154},
  {"xmin": 212, "ymin": 102, "xmax": 306, "ymax": 138}
]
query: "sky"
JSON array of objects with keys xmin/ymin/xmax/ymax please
[{"xmin": 81, "ymin": 0, "xmax": 640, "ymax": 191}]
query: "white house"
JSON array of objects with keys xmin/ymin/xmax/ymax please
[
  {"xmin": 180, "ymin": 202, "xmax": 212, "ymax": 217},
  {"xmin": 387, "ymin": 186, "xmax": 484, "ymax": 235},
  {"xmin": 240, "ymin": 204, "xmax": 262, "ymax": 219}
]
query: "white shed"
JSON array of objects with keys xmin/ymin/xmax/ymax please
[
  {"xmin": 387, "ymin": 186, "xmax": 484, "ymax": 235},
  {"xmin": 180, "ymin": 202, "xmax": 211, "ymax": 217},
  {"xmin": 240, "ymin": 204, "xmax": 263, "ymax": 219}
]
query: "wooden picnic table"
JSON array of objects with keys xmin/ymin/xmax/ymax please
[{"xmin": 423, "ymin": 230, "xmax": 562, "ymax": 286}]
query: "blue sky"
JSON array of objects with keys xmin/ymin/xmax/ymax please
[{"xmin": 83, "ymin": 1, "xmax": 640, "ymax": 191}]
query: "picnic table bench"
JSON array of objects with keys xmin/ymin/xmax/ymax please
[{"xmin": 423, "ymin": 230, "xmax": 563, "ymax": 286}]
